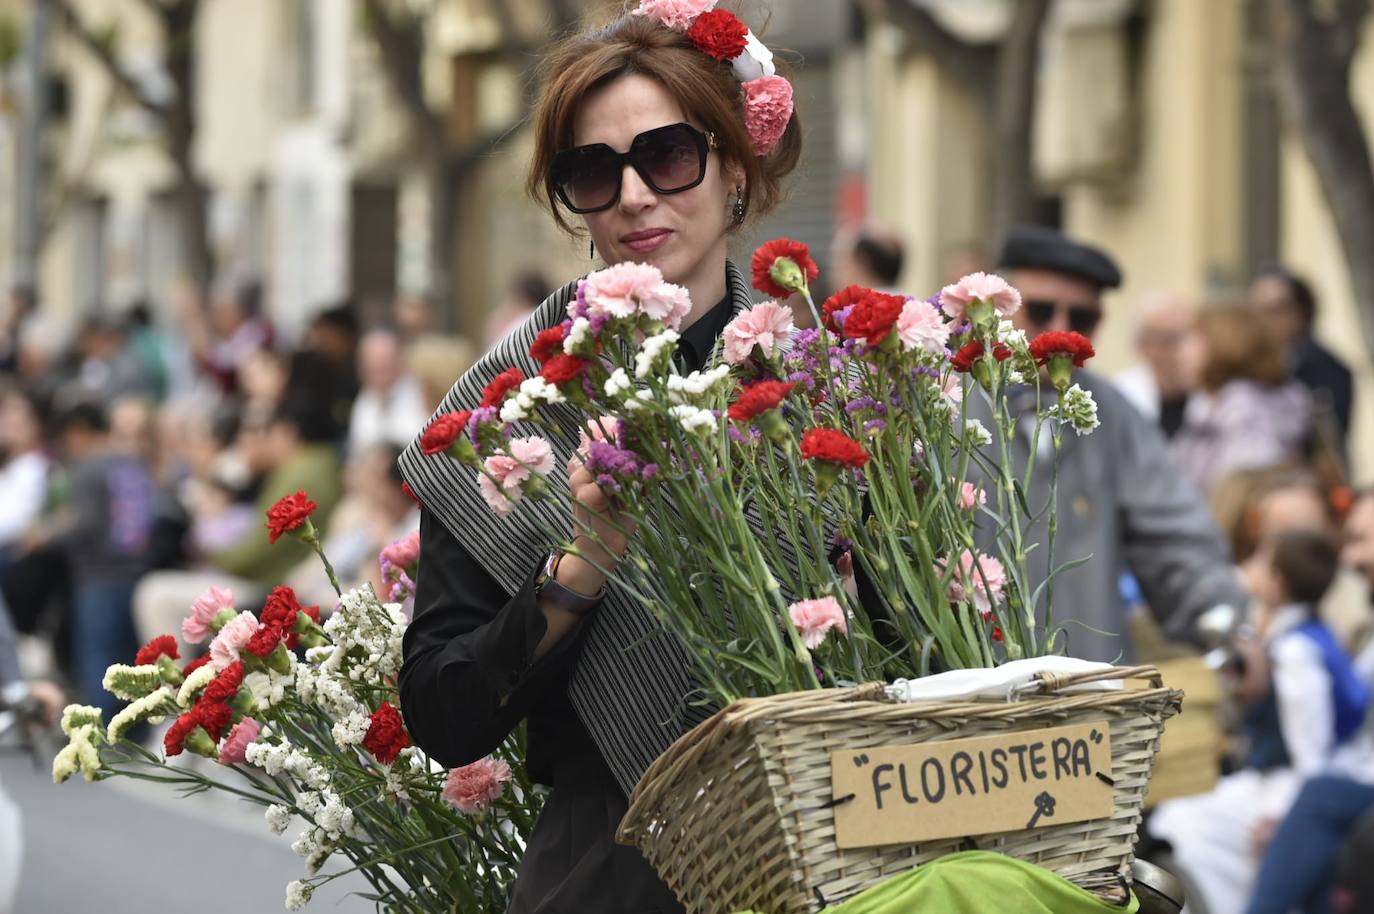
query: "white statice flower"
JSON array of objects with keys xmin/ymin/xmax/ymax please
[
  {"xmin": 176, "ymin": 663, "xmax": 218, "ymax": 707},
  {"xmin": 265, "ymin": 804, "xmax": 293, "ymax": 836},
  {"xmin": 634, "ymin": 329, "xmax": 680, "ymax": 379},
  {"xmin": 304, "ymin": 645, "xmax": 333, "ymax": 665},
  {"xmin": 330, "ymin": 709, "xmax": 372, "ymax": 749},
  {"xmin": 245, "ymin": 738, "xmax": 293, "ymax": 776},
  {"xmin": 244, "ymin": 669, "xmax": 295, "ymax": 712},
  {"xmin": 603, "ymin": 367, "xmax": 632, "ymax": 398},
  {"xmin": 316, "ymin": 791, "xmax": 355, "ymax": 840},
  {"xmin": 52, "ymin": 724, "xmax": 102, "ymax": 783},
  {"xmin": 1053, "ymin": 384, "xmax": 1100, "ymax": 435},
  {"xmin": 1006, "ymin": 370, "xmax": 1026, "ymax": 386},
  {"xmin": 101, "ymin": 664, "xmax": 165, "ymax": 702},
  {"xmin": 285, "ymin": 879, "xmax": 314, "ymax": 911},
  {"xmin": 107, "ymin": 689, "xmax": 175, "ymax": 742},
  {"xmin": 996, "ymin": 319, "xmax": 1028, "ymax": 350},
  {"xmin": 306, "ymin": 845, "xmax": 333, "ymax": 876},
  {"xmin": 60, "ymin": 704, "xmax": 103, "ymax": 737},
  {"xmin": 666, "ymin": 365, "xmax": 731, "ymax": 403},
  {"xmin": 563, "ymin": 317, "xmax": 592, "ymax": 353},
  {"xmin": 964, "ymin": 419, "xmax": 992, "ymax": 448},
  {"xmin": 670, "ymin": 405, "xmax": 718, "ymax": 436}
]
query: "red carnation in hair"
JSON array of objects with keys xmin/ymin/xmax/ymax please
[
  {"xmin": 530, "ymin": 326, "xmax": 566, "ymax": 365},
  {"xmin": 728, "ymin": 380, "xmax": 795, "ymax": 422},
  {"xmin": 362, "ymin": 701, "xmax": 411, "ymax": 765},
  {"xmin": 950, "ymin": 341, "xmax": 984, "ymax": 373},
  {"xmin": 800, "ymin": 428, "xmax": 869, "ymax": 469},
  {"xmin": 821, "ymin": 285, "xmax": 870, "ymax": 333},
  {"xmin": 203, "ymin": 661, "xmax": 246, "ymax": 703},
  {"xmin": 1028, "ymin": 330, "xmax": 1096, "ymax": 367},
  {"xmin": 751, "ymin": 239, "xmax": 819, "ymax": 299},
  {"xmin": 843, "ymin": 291, "xmax": 906, "ymax": 346},
  {"xmin": 540, "ymin": 354, "xmax": 589, "ymax": 386},
  {"xmin": 135, "ymin": 635, "xmax": 180, "ymax": 666},
  {"xmin": 419, "ymin": 411, "xmax": 472, "ymax": 456},
  {"xmin": 265, "ymin": 491, "xmax": 317, "ymax": 544},
  {"xmin": 481, "ymin": 368, "xmax": 525, "ymax": 408},
  {"xmin": 687, "ymin": 9, "xmax": 749, "ymax": 60}
]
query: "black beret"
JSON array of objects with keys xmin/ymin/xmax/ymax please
[{"xmin": 997, "ymin": 225, "xmax": 1123, "ymax": 290}]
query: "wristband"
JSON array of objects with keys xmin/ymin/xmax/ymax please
[{"xmin": 537, "ymin": 551, "xmax": 605, "ymax": 615}]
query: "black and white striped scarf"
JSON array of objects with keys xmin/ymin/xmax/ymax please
[{"xmin": 398, "ymin": 261, "xmax": 757, "ymax": 796}]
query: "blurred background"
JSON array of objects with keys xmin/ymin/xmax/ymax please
[{"xmin": 1, "ymin": 0, "xmax": 1374, "ymax": 910}]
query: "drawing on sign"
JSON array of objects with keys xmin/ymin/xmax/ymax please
[{"xmin": 1025, "ymin": 791, "xmax": 1057, "ymax": 829}]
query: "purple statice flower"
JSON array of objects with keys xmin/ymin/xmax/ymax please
[
  {"xmin": 786, "ymin": 369, "xmax": 816, "ymax": 396},
  {"xmin": 467, "ymin": 407, "xmax": 501, "ymax": 446},
  {"xmin": 641, "ymin": 463, "xmax": 659, "ymax": 480},
  {"xmin": 727, "ymin": 425, "xmax": 761, "ymax": 445},
  {"xmin": 833, "ymin": 305, "xmax": 855, "ymax": 332},
  {"xmin": 589, "ymin": 313, "xmax": 608, "ymax": 336},
  {"xmin": 912, "ymin": 365, "xmax": 941, "ymax": 380},
  {"xmin": 863, "ymin": 419, "xmax": 888, "ymax": 434},
  {"xmin": 585, "ymin": 440, "xmax": 642, "ymax": 477},
  {"xmin": 581, "ymin": 374, "xmax": 597, "ymax": 399},
  {"xmin": 595, "ymin": 473, "xmax": 621, "ymax": 494},
  {"xmin": 845, "ymin": 396, "xmax": 888, "ymax": 417},
  {"xmin": 560, "ymin": 317, "xmax": 575, "ymax": 334},
  {"xmin": 570, "ymin": 279, "xmax": 589, "ymax": 319},
  {"xmin": 925, "ymin": 293, "xmax": 942, "ymax": 312},
  {"xmin": 831, "ymin": 534, "xmax": 853, "ymax": 551}
]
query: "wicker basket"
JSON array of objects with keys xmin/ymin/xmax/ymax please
[{"xmin": 617, "ymin": 664, "xmax": 1183, "ymax": 914}]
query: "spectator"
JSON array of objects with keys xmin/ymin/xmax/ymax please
[
  {"xmin": 1170, "ymin": 302, "xmax": 1310, "ymax": 497},
  {"xmin": 1152, "ymin": 529, "xmax": 1369, "ymax": 914},
  {"xmin": 392, "ymin": 294, "xmax": 433, "ymax": 344},
  {"xmin": 58, "ymin": 315, "xmax": 152, "ymax": 411},
  {"xmin": 941, "ymin": 239, "xmax": 989, "ymax": 285},
  {"xmin": 407, "ymin": 333, "xmax": 477, "ymax": 413},
  {"xmin": 1250, "ymin": 267, "xmax": 1353, "ymax": 456},
  {"xmin": 12, "ymin": 313, "xmax": 70, "ymax": 418},
  {"xmin": 291, "ymin": 303, "xmax": 359, "ymax": 443},
  {"xmin": 831, "ymin": 227, "xmax": 906, "ymax": 292},
  {"xmin": 236, "ymin": 347, "xmax": 290, "ymax": 417},
  {"xmin": 348, "ymin": 329, "xmax": 430, "ymax": 455},
  {"xmin": 0, "ymin": 388, "xmax": 52, "ymax": 567},
  {"xmin": 1113, "ymin": 292, "xmax": 1198, "ymax": 439},
  {"xmin": 483, "ymin": 270, "xmax": 551, "ymax": 347},
  {"xmin": 124, "ymin": 302, "xmax": 171, "ymax": 402},
  {"xmin": 175, "ymin": 277, "xmax": 273, "ymax": 396}
]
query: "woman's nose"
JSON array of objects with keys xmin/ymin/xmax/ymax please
[{"xmin": 618, "ymin": 164, "xmax": 656, "ymax": 212}]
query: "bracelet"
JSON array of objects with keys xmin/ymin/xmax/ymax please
[{"xmin": 537, "ymin": 551, "xmax": 605, "ymax": 615}]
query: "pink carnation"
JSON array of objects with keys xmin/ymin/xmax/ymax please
[
  {"xmin": 958, "ymin": 482, "xmax": 986, "ymax": 510},
  {"xmin": 787, "ymin": 596, "xmax": 848, "ymax": 649},
  {"xmin": 218, "ymin": 717, "xmax": 260, "ymax": 766},
  {"xmin": 380, "ymin": 530, "xmax": 421, "ymax": 570},
  {"xmin": 897, "ymin": 298, "xmax": 951, "ymax": 355},
  {"xmin": 938, "ymin": 272, "xmax": 1022, "ymax": 323},
  {"xmin": 209, "ymin": 611, "xmax": 262, "ymax": 669},
  {"xmin": 443, "ymin": 757, "xmax": 513, "ymax": 814},
  {"xmin": 722, "ymin": 300, "xmax": 795, "ymax": 364},
  {"xmin": 632, "ymin": 0, "xmax": 716, "ymax": 30},
  {"xmin": 743, "ymin": 76, "xmax": 794, "ymax": 155},
  {"xmin": 939, "ymin": 550, "xmax": 1006, "ymax": 618},
  {"xmin": 581, "ymin": 262, "xmax": 665, "ymax": 321},
  {"xmin": 577, "ymin": 417, "xmax": 620, "ymax": 458},
  {"xmin": 475, "ymin": 437, "xmax": 553, "ymax": 517},
  {"xmin": 182, "ymin": 584, "xmax": 235, "ymax": 645},
  {"xmin": 639, "ymin": 282, "xmax": 693, "ymax": 330},
  {"xmin": 476, "ymin": 473, "xmax": 517, "ymax": 517}
]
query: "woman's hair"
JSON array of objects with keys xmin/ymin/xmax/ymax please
[
  {"xmin": 1195, "ymin": 301, "xmax": 1290, "ymax": 391},
  {"xmin": 527, "ymin": 11, "xmax": 802, "ymax": 235}
]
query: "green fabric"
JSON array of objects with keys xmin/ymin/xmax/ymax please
[
  {"xmin": 210, "ymin": 445, "xmax": 342, "ymax": 585},
  {"xmin": 734, "ymin": 852, "xmax": 1139, "ymax": 914}
]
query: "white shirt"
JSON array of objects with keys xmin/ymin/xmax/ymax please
[
  {"xmin": 347, "ymin": 375, "xmax": 431, "ymax": 456},
  {"xmin": 0, "ymin": 451, "xmax": 49, "ymax": 547}
]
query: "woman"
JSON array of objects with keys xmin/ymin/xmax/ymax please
[
  {"xmin": 397, "ymin": 8, "xmax": 801, "ymax": 912},
  {"xmin": 1170, "ymin": 302, "xmax": 1310, "ymax": 496}
]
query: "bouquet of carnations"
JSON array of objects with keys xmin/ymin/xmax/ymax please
[
  {"xmin": 53, "ymin": 496, "xmax": 540, "ymax": 913},
  {"xmin": 419, "ymin": 239, "xmax": 1101, "ymax": 706}
]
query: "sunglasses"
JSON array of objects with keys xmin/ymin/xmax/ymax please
[
  {"xmin": 1024, "ymin": 299, "xmax": 1103, "ymax": 335},
  {"xmin": 551, "ymin": 122, "xmax": 716, "ymax": 214}
]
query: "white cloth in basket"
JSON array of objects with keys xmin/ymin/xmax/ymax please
[{"xmin": 883, "ymin": 657, "xmax": 1123, "ymax": 703}]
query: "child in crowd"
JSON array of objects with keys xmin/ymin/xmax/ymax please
[{"xmin": 1150, "ymin": 529, "xmax": 1369, "ymax": 914}]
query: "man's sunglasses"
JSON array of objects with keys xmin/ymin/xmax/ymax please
[
  {"xmin": 1024, "ymin": 299, "xmax": 1103, "ymax": 335},
  {"xmin": 551, "ymin": 122, "xmax": 716, "ymax": 214}
]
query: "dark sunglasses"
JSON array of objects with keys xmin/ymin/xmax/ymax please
[
  {"xmin": 551, "ymin": 122, "xmax": 716, "ymax": 214},
  {"xmin": 1025, "ymin": 299, "xmax": 1103, "ymax": 335}
]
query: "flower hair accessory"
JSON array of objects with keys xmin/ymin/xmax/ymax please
[{"xmin": 633, "ymin": 0, "xmax": 794, "ymax": 155}]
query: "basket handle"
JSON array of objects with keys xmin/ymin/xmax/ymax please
[{"xmin": 1031, "ymin": 664, "xmax": 1164, "ymax": 694}]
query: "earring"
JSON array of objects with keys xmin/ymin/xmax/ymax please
[
  {"xmin": 731, "ymin": 186, "xmax": 746, "ymax": 226},
  {"xmin": 589, "ymin": 239, "xmax": 595, "ymax": 259}
]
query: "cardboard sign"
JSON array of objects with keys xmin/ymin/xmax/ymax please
[{"xmin": 830, "ymin": 721, "xmax": 1115, "ymax": 849}]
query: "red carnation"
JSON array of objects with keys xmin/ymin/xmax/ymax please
[
  {"xmin": 362, "ymin": 701, "xmax": 410, "ymax": 765},
  {"xmin": 163, "ymin": 710, "xmax": 199, "ymax": 757},
  {"xmin": 843, "ymin": 291, "xmax": 906, "ymax": 346},
  {"xmin": 265, "ymin": 491, "xmax": 317, "ymax": 545},
  {"xmin": 687, "ymin": 9, "xmax": 749, "ymax": 60},
  {"xmin": 800, "ymin": 428, "xmax": 869, "ymax": 469},
  {"xmin": 196, "ymin": 700, "xmax": 233, "ymax": 741},
  {"xmin": 135, "ymin": 634, "xmax": 180, "ymax": 666},
  {"xmin": 993, "ymin": 626, "xmax": 1004, "ymax": 642},
  {"xmin": 182, "ymin": 654, "xmax": 212, "ymax": 677},
  {"xmin": 1028, "ymin": 330, "xmax": 1096, "ymax": 367},
  {"xmin": 821, "ymin": 285, "xmax": 870, "ymax": 333},
  {"xmin": 728, "ymin": 380, "xmax": 795, "ymax": 422},
  {"xmin": 419, "ymin": 411, "xmax": 472, "ymax": 457},
  {"xmin": 540, "ymin": 354, "xmax": 589, "ymax": 386},
  {"xmin": 245, "ymin": 624, "xmax": 282, "ymax": 659},
  {"xmin": 993, "ymin": 343, "xmax": 1013, "ymax": 362},
  {"xmin": 950, "ymin": 341, "xmax": 984, "ymax": 373},
  {"xmin": 530, "ymin": 326, "xmax": 566, "ymax": 365},
  {"xmin": 300, "ymin": 604, "xmax": 321, "ymax": 626},
  {"xmin": 481, "ymin": 368, "xmax": 525, "ymax": 409},
  {"xmin": 259, "ymin": 586, "xmax": 302, "ymax": 631},
  {"xmin": 402, "ymin": 481, "xmax": 421, "ymax": 506},
  {"xmin": 751, "ymin": 239, "xmax": 819, "ymax": 299},
  {"xmin": 203, "ymin": 661, "xmax": 246, "ymax": 703}
]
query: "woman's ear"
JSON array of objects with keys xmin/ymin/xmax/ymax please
[{"xmin": 722, "ymin": 158, "xmax": 747, "ymax": 196}]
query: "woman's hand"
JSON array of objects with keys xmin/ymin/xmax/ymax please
[{"xmin": 560, "ymin": 456, "xmax": 636, "ymax": 595}]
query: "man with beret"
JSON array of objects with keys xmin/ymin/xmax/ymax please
[{"xmin": 973, "ymin": 225, "xmax": 1245, "ymax": 662}]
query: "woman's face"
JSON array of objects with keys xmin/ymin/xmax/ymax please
[{"xmin": 571, "ymin": 74, "xmax": 740, "ymax": 299}]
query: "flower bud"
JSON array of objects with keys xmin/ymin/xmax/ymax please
[
  {"xmin": 769, "ymin": 256, "xmax": 808, "ymax": 295},
  {"xmin": 157, "ymin": 654, "xmax": 184, "ymax": 686},
  {"xmin": 184, "ymin": 726, "xmax": 218, "ymax": 759}
]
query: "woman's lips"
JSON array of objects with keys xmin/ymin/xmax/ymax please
[{"xmin": 621, "ymin": 229, "xmax": 673, "ymax": 253}]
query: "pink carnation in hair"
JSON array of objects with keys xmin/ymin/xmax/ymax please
[
  {"xmin": 743, "ymin": 76, "xmax": 794, "ymax": 155},
  {"xmin": 443, "ymin": 757, "xmax": 513, "ymax": 814},
  {"xmin": 218, "ymin": 717, "xmax": 260, "ymax": 766},
  {"xmin": 939, "ymin": 549, "xmax": 1006, "ymax": 618},
  {"xmin": 723, "ymin": 300, "xmax": 795, "ymax": 364},
  {"xmin": 209, "ymin": 611, "xmax": 261, "ymax": 669},
  {"xmin": 581, "ymin": 262, "xmax": 665, "ymax": 321},
  {"xmin": 787, "ymin": 597, "xmax": 848, "ymax": 649},
  {"xmin": 938, "ymin": 272, "xmax": 1022, "ymax": 323},
  {"xmin": 897, "ymin": 298, "xmax": 951, "ymax": 355},
  {"xmin": 182, "ymin": 584, "xmax": 235, "ymax": 645},
  {"xmin": 633, "ymin": 0, "xmax": 717, "ymax": 31},
  {"xmin": 639, "ymin": 282, "xmax": 693, "ymax": 330},
  {"xmin": 380, "ymin": 530, "xmax": 421, "ymax": 570}
]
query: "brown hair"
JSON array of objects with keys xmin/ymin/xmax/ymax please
[
  {"xmin": 1265, "ymin": 527, "xmax": 1339, "ymax": 606},
  {"xmin": 1196, "ymin": 301, "xmax": 1291, "ymax": 391},
  {"xmin": 526, "ymin": 11, "xmax": 802, "ymax": 235}
]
